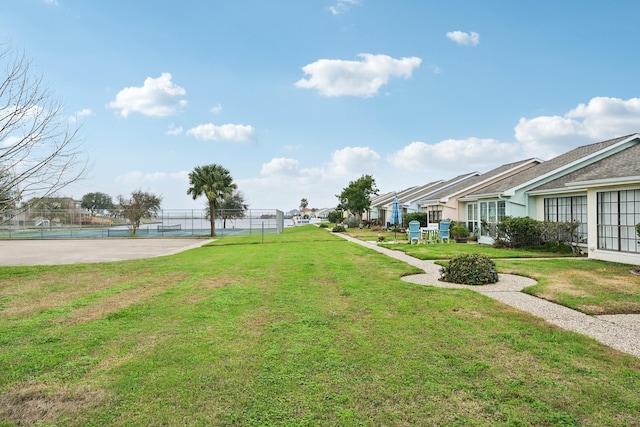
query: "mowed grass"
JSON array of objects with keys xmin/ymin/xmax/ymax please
[
  {"xmin": 495, "ymin": 258, "xmax": 640, "ymax": 315},
  {"xmin": 1, "ymin": 227, "xmax": 639, "ymax": 426}
]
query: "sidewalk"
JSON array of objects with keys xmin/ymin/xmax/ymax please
[{"xmin": 336, "ymin": 233, "xmax": 640, "ymax": 359}]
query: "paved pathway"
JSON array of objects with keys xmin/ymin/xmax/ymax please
[
  {"xmin": 0, "ymin": 238, "xmax": 212, "ymax": 266},
  {"xmin": 336, "ymin": 233, "xmax": 640, "ymax": 359}
]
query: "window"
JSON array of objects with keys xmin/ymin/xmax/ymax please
[
  {"xmin": 479, "ymin": 200, "xmax": 505, "ymax": 237},
  {"xmin": 597, "ymin": 190, "xmax": 640, "ymax": 253},
  {"xmin": 426, "ymin": 207, "xmax": 442, "ymax": 223},
  {"xmin": 544, "ymin": 196, "xmax": 587, "ymax": 242},
  {"xmin": 466, "ymin": 203, "xmax": 478, "ymax": 233}
]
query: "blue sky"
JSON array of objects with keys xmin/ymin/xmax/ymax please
[{"xmin": 3, "ymin": 0, "xmax": 640, "ymax": 211}]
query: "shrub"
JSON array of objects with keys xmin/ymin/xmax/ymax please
[
  {"xmin": 495, "ymin": 216, "xmax": 541, "ymax": 248},
  {"xmin": 344, "ymin": 216, "xmax": 360, "ymax": 228},
  {"xmin": 404, "ymin": 212, "xmax": 427, "ymax": 227},
  {"xmin": 331, "ymin": 225, "xmax": 346, "ymax": 232},
  {"xmin": 451, "ymin": 223, "xmax": 470, "ymax": 239},
  {"xmin": 318, "ymin": 223, "xmax": 329, "ymax": 228},
  {"xmin": 370, "ymin": 225, "xmax": 382, "ymax": 232},
  {"xmin": 636, "ymin": 222, "xmax": 640, "ymax": 238},
  {"xmin": 440, "ymin": 254, "xmax": 498, "ymax": 285},
  {"xmin": 327, "ymin": 211, "xmax": 343, "ymax": 224}
]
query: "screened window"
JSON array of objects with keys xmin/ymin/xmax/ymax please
[
  {"xmin": 597, "ymin": 190, "xmax": 640, "ymax": 253},
  {"xmin": 544, "ymin": 196, "xmax": 587, "ymax": 242}
]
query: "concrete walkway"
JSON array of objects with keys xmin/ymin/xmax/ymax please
[
  {"xmin": 0, "ymin": 238, "xmax": 212, "ymax": 266},
  {"xmin": 336, "ymin": 233, "xmax": 640, "ymax": 359}
]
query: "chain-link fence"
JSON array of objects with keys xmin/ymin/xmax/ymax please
[{"xmin": 0, "ymin": 208, "xmax": 284, "ymax": 239}]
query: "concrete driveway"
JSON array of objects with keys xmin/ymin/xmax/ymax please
[{"xmin": 0, "ymin": 238, "xmax": 212, "ymax": 266}]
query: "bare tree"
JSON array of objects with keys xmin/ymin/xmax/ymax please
[
  {"xmin": 0, "ymin": 44, "xmax": 88, "ymax": 220},
  {"xmin": 117, "ymin": 190, "xmax": 162, "ymax": 236}
]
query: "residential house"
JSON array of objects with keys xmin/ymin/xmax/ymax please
[
  {"xmin": 417, "ymin": 159, "xmax": 541, "ymax": 232},
  {"xmin": 374, "ymin": 183, "xmax": 443, "ymax": 227},
  {"xmin": 459, "ymin": 134, "xmax": 640, "ymax": 266},
  {"xmin": 367, "ymin": 191, "xmax": 398, "ymax": 225},
  {"xmin": 402, "ymin": 173, "xmax": 480, "ymax": 221},
  {"xmin": 527, "ymin": 135, "xmax": 640, "ymax": 265}
]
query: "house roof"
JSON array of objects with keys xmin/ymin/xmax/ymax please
[
  {"xmin": 419, "ymin": 158, "xmax": 540, "ymax": 205},
  {"xmin": 370, "ymin": 191, "xmax": 398, "ymax": 207},
  {"xmin": 529, "ymin": 141, "xmax": 640, "ymax": 193},
  {"xmin": 396, "ymin": 180, "xmax": 450, "ymax": 205},
  {"xmin": 465, "ymin": 134, "xmax": 637, "ymax": 198}
]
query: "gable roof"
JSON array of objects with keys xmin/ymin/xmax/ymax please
[
  {"xmin": 419, "ymin": 158, "xmax": 540, "ymax": 205},
  {"xmin": 529, "ymin": 141, "xmax": 640, "ymax": 193},
  {"xmin": 465, "ymin": 134, "xmax": 638, "ymax": 198},
  {"xmin": 378, "ymin": 182, "xmax": 442, "ymax": 208},
  {"xmin": 370, "ymin": 191, "xmax": 398, "ymax": 208},
  {"xmin": 397, "ymin": 178, "xmax": 463, "ymax": 205}
]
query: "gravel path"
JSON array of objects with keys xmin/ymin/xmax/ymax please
[{"xmin": 336, "ymin": 233, "xmax": 640, "ymax": 359}]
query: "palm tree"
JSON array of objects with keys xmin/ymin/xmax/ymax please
[
  {"xmin": 187, "ymin": 164, "xmax": 236, "ymax": 237},
  {"xmin": 300, "ymin": 198, "xmax": 308, "ymax": 217}
]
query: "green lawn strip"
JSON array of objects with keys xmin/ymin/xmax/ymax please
[
  {"xmin": 495, "ymin": 258, "xmax": 640, "ymax": 314},
  {"xmin": 382, "ymin": 242, "xmax": 575, "ymax": 260},
  {"xmin": 1, "ymin": 226, "xmax": 640, "ymax": 426}
]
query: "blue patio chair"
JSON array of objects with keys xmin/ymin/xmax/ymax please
[
  {"xmin": 439, "ymin": 219, "xmax": 451, "ymax": 242},
  {"xmin": 407, "ymin": 220, "xmax": 421, "ymax": 244}
]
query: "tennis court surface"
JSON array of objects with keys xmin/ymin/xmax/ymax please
[{"xmin": 0, "ymin": 238, "xmax": 211, "ymax": 266}]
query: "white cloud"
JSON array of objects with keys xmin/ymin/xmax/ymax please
[
  {"xmin": 107, "ymin": 73, "xmax": 187, "ymax": 118},
  {"xmin": 515, "ymin": 97, "xmax": 640, "ymax": 158},
  {"xmin": 446, "ymin": 31, "xmax": 480, "ymax": 46},
  {"xmin": 295, "ymin": 53, "xmax": 422, "ymax": 97},
  {"xmin": 44, "ymin": 0, "xmax": 59, "ymax": 6},
  {"xmin": 329, "ymin": 0, "xmax": 360, "ymax": 15},
  {"xmin": 390, "ymin": 138, "xmax": 521, "ymax": 172},
  {"xmin": 166, "ymin": 123, "xmax": 183, "ymax": 136},
  {"xmin": 210, "ymin": 104, "xmax": 222, "ymax": 114},
  {"xmin": 186, "ymin": 123, "xmax": 255, "ymax": 142},
  {"xmin": 329, "ymin": 146, "xmax": 380, "ymax": 175},
  {"xmin": 261, "ymin": 158, "xmax": 301, "ymax": 176},
  {"xmin": 239, "ymin": 146, "xmax": 380, "ymax": 209},
  {"xmin": 69, "ymin": 108, "xmax": 94, "ymax": 123},
  {"xmin": 2, "ymin": 136, "xmax": 21, "ymax": 148}
]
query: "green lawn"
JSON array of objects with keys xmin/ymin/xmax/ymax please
[
  {"xmin": 345, "ymin": 228, "xmax": 575, "ymax": 259},
  {"xmin": 496, "ymin": 258, "xmax": 640, "ymax": 315},
  {"xmin": 1, "ymin": 226, "xmax": 639, "ymax": 426}
]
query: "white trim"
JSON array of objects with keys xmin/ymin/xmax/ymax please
[{"xmin": 565, "ymin": 175, "xmax": 640, "ymax": 188}]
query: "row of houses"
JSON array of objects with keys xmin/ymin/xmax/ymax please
[{"xmin": 368, "ymin": 134, "xmax": 640, "ymax": 266}]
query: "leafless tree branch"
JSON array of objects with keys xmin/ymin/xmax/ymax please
[{"xmin": 0, "ymin": 43, "xmax": 89, "ymax": 220}]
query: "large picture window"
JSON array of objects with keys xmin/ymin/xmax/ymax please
[
  {"xmin": 544, "ymin": 195, "xmax": 587, "ymax": 242},
  {"xmin": 597, "ymin": 190, "xmax": 640, "ymax": 253}
]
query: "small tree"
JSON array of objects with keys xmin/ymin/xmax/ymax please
[
  {"xmin": 337, "ymin": 175, "xmax": 379, "ymax": 222},
  {"xmin": 117, "ymin": 190, "xmax": 161, "ymax": 236},
  {"xmin": 327, "ymin": 209, "xmax": 343, "ymax": 224},
  {"xmin": 81, "ymin": 192, "xmax": 114, "ymax": 216},
  {"xmin": 206, "ymin": 190, "xmax": 248, "ymax": 229}
]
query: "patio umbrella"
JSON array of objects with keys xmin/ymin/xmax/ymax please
[{"xmin": 390, "ymin": 196, "xmax": 402, "ymax": 240}]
